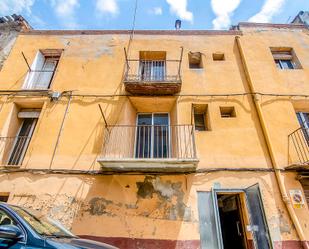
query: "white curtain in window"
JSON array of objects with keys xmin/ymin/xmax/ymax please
[
  {"xmin": 34, "ymin": 59, "xmax": 56, "ymax": 89},
  {"xmin": 23, "ymin": 51, "xmax": 45, "ymax": 89}
]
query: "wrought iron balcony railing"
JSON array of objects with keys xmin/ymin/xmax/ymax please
[
  {"xmin": 0, "ymin": 136, "xmax": 32, "ymax": 166},
  {"xmin": 124, "ymin": 59, "xmax": 182, "ymax": 83},
  {"xmin": 123, "ymin": 48, "xmax": 183, "ymax": 95},
  {"xmin": 98, "ymin": 125, "xmax": 198, "ymax": 171},
  {"xmin": 288, "ymin": 125, "xmax": 309, "ymax": 166}
]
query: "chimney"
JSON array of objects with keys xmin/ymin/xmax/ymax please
[{"xmin": 175, "ymin": 19, "xmax": 181, "ymax": 30}]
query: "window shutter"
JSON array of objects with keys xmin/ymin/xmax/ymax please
[
  {"xmin": 18, "ymin": 109, "xmax": 41, "ymax": 119},
  {"xmin": 272, "ymin": 51, "xmax": 293, "ymax": 60}
]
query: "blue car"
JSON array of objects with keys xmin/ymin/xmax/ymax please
[{"xmin": 0, "ymin": 202, "xmax": 118, "ymax": 249}]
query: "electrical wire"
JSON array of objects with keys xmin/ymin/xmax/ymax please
[{"xmin": 126, "ymin": 0, "xmax": 138, "ymax": 56}]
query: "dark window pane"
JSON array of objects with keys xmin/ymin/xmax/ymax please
[
  {"xmin": 280, "ymin": 60, "xmax": 294, "ymax": 69},
  {"xmin": 154, "ymin": 114, "xmax": 169, "ymax": 158},
  {"xmin": 135, "ymin": 114, "xmax": 169, "ymax": 158},
  {"xmin": 194, "ymin": 113, "xmax": 206, "ymax": 131},
  {"xmin": 274, "ymin": 60, "xmax": 281, "ymax": 69},
  {"xmin": 153, "ymin": 114, "xmax": 168, "ymax": 125},
  {"xmin": 8, "ymin": 118, "xmax": 37, "ymax": 165},
  {"xmin": 139, "ymin": 60, "xmax": 165, "ymax": 81},
  {"xmin": 136, "ymin": 114, "xmax": 152, "ymax": 158}
]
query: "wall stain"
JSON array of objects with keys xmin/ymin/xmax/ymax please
[
  {"xmin": 78, "ymin": 176, "xmax": 193, "ymax": 222},
  {"xmin": 136, "ymin": 176, "xmax": 192, "ymax": 221}
]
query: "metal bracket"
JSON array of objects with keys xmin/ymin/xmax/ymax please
[
  {"xmin": 98, "ymin": 104, "xmax": 110, "ymax": 133},
  {"xmin": 21, "ymin": 52, "xmax": 31, "ymax": 71}
]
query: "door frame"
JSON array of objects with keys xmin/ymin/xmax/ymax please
[
  {"xmin": 211, "ymin": 187, "xmax": 272, "ymax": 249},
  {"xmin": 134, "ymin": 113, "xmax": 170, "ymax": 158}
]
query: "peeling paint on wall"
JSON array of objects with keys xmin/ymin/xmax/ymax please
[
  {"xmin": 10, "ymin": 193, "xmax": 82, "ymax": 230},
  {"xmin": 136, "ymin": 176, "xmax": 193, "ymax": 221}
]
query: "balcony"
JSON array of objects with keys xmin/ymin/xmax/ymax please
[
  {"xmin": 97, "ymin": 124, "xmax": 198, "ymax": 172},
  {"xmin": 0, "ymin": 136, "xmax": 31, "ymax": 166},
  {"xmin": 123, "ymin": 50, "xmax": 183, "ymax": 95},
  {"xmin": 288, "ymin": 125, "xmax": 309, "ymax": 169}
]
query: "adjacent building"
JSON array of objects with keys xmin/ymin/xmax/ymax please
[
  {"xmin": 292, "ymin": 11, "xmax": 309, "ymax": 27},
  {"xmin": 0, "ymin": 14, "xmax": 31, "ymax": 70},
  {"xmin": 0, "ymin": 21, "xmax": 308, "ymax": 249}
]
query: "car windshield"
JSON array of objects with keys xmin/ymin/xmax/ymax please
[{"xmin": 10, "ymin": 205, "xmax": 76, "ymax": 238}]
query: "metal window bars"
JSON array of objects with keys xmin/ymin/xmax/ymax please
[{"xmin": 0, "ymin": 136, "xmax": 31, "ymax": 166}]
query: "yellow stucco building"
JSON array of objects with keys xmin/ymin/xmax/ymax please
[{"xmin": 0, "ymin": 22, "xmax": 308, "ymax": 249}]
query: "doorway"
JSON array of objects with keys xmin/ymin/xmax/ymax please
[
  {"xmin": 197, "ymin": 184, "xmax": 272, "ymax": 249},
  {"xmin": 217, "ymin": 194, "xmax": 247, "ymax": 249}
]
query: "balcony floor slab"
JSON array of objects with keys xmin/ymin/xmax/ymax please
[{"xmin": 97, "ymin": 158, "xmax": 199, "ymax": 172}]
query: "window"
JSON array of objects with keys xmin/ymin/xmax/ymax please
[
  {"xmin": 0, "ymin": 193, "xmax": 9, "ymax": 202},
  {"xmin": 7, "ymin": 109, "xmax": 40, "ymax": 166},
  {"xmin": 212, "ymin": 52, "xmax": 225, "ymax": 61},
  {"xmin": 188, "ymin": 52, "xmax": 203, "ymax": 69},
  {"xmin": 135, "ymin": 113, "xmax": 169, "ymax": 158},
  {"xmin": 271, "ymin": 47, "xmax": 301, "ymax": 70},
  {"xmin": 194, "ymin": 114, "xmax": 206, "ymax": 131},
  {"xmin": 23, "ymin": 49, "xmax": 62, "ymax": 89},
  {"xmin": 220, "ymin": 106, "xmax": 236, "ymax": 118},
  {"xmin": 193, "ymin": 104, "xmax": 209, "ymax": 131},
  {"xmin": 139, "ymin": 51, "xmax": 166, "ymax": 81}
]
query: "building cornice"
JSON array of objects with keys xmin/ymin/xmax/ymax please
[
  {"xmin": 235, "ymin": 22, "xmax": 307, "ymax": 30},
  {"xmin": 20, "ymin": 29, "xmax": 242, "ymax": 36}
]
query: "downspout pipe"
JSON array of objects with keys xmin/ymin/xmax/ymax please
[{"xmin": 235, "ymin": 36, "xmax": 308, "ymax": 249}]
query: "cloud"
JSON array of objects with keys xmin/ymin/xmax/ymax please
[
  {"xmin": 166, "ymin": 0, "xmax": 193, "ymax": 23},
  {"xmin": 151, "ymin": 7, "xmax": 163, "ymax": 16},
  {"xmin": 50, "ymin": 0, "xmax": 80, "ymax": 29},
  {"xmin": 211, "ymin": 0, "xmax": 242, "ymax": 29},
  {"xmin": 95, "ymin": 0, "xmax": 119, "ymax": 16},
  {"xmin": 249, "ymin": 0, "xmax": 285, "ymax": 23},
  {"xmin": 0, "ymin": 0, "xmax": 35, "ymax": 15}
]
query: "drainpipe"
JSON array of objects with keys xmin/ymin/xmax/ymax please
[{"xmin": 235, "ymin": 36, "xmax": 308, "ymax": 249}]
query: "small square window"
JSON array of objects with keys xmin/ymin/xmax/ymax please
[
  {"xmin": 220, "ymin": 106, "xmax": 236, "ymax": 118},
  {"xmin": 271, "ymin": 47, "xmax": 301, "ymax": 70},
  {"xmin": 213, "ymin": 52, "xmax": 225, "ymax": 61},
  {"xmin": 188, "ymin": 52, "xmax": 203, "ymax": 69},
  {"xmin": 193, "ymin": 104, "xmax": 210, "ymax": 131}
]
